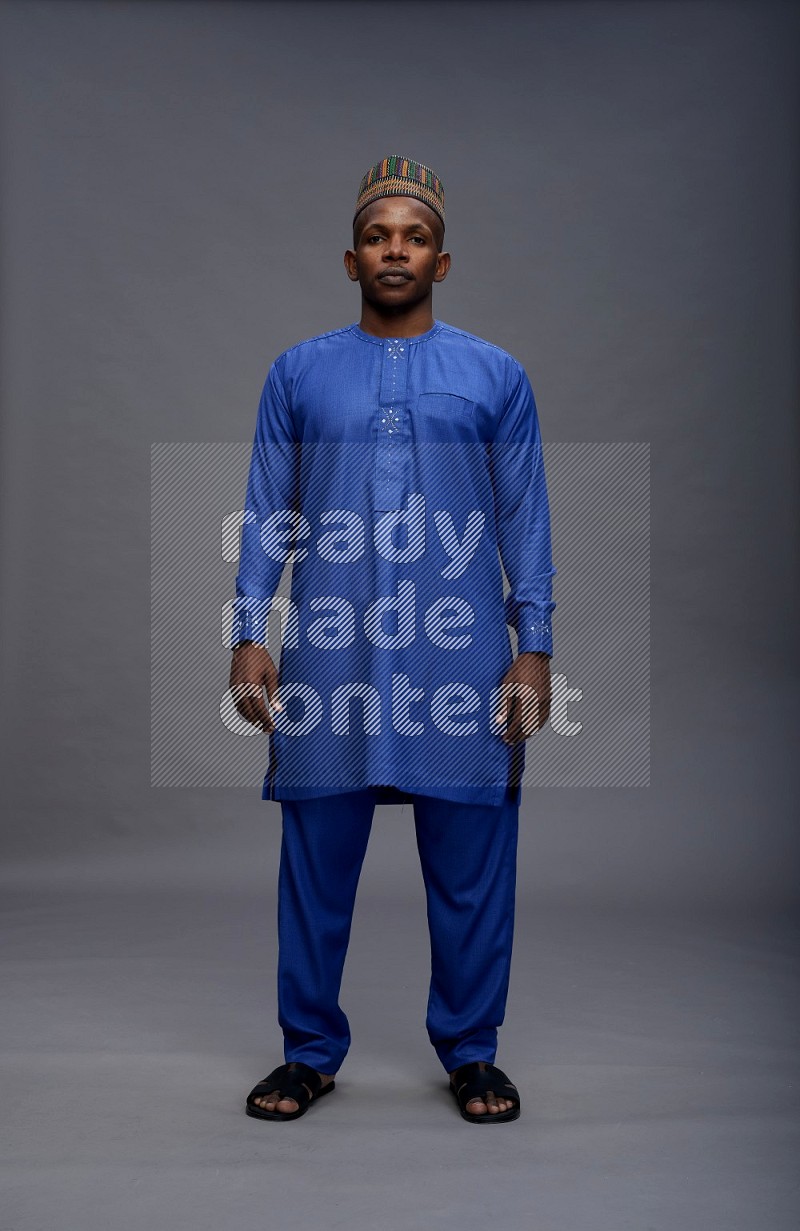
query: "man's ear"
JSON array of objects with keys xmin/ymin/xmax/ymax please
[
  {"xmin": 343, "ymin": 250, "xmax": 360, "ymax": 282},
  {"xmin": 433, "ymin": 251, "xmax": 451, "ymax": 283}
]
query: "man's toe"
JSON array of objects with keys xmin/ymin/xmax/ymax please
[
  {"xmin": 466, "ymin": 1091, "xmax": 516, "ymax": 1115},
  {"xmin": 258, "ymin": 1088, "xmax": 299, "ymax": 1112}
]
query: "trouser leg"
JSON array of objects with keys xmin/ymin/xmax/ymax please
[
  {"xmin": 277, "ymin": 789, "xmax": 376, "ymax": 1073},
  {"xmin": 412, "ymin": 788, "xmax": 520, "ymax": 1073}
]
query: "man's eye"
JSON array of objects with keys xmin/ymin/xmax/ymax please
[
  {"xmin": 410, "ymin": 236, "xmax": 425, "ymax": 244},
  {"xmin": 367, "ymin": 235, "xmax": 383, "ymax": 243}
]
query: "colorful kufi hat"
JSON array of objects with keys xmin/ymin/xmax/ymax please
[{"xmin": 353, "ymin": 155, "xmax": 445, "ymax": 230}]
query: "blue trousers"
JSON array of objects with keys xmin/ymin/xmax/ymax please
[{"xmin": 276, "ymin": 785, "xmax": 520, "ymax": 1074}]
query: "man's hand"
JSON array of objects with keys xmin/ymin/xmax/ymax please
[
  {"xmin": 229, "ymin": 641, "xmax": 284, "ymax": 733},
  {"xmin": 493, "ymin": 651, "xmax": 551, "ymax": 745}
]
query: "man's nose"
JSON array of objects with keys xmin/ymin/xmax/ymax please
[{"xmin": 383, "ymin": 234, "xmax": 408, "ymax": 260}]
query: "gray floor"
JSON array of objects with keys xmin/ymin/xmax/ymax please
[{"xmin": 3, "ymin": 820, "xmax": 798, "ymax": 1231}]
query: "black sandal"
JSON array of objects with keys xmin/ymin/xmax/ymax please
[
  {"xmin": 245, "ymin": 1061, "xmax": 336, "ymax": 1121},
  {"xmin": 449, "ymin": 1061, "xmax": 521, "ymax": 1123}
]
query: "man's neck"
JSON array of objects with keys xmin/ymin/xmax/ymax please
[{"xmin": 358, "ymin": 302, "xmax": 436, "ymax": 339}]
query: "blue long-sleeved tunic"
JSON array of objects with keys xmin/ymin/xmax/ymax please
[{"xmin": 231, "ymin": 319, "xmax": 556, "ymax": 805}]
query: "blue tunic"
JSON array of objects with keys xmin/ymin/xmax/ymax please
[{"xmin": 231, "ymin": 320, "xmax": 556, "ymax": 806}]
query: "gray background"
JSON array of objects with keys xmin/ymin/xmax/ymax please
[{"xmin": 1, "ymin": 2, "xmax": 798, "ymax": 1229}]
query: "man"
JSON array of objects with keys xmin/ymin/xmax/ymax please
[{"xmin": 230, "ymin": 156, "xmax": 556, "ymax": 1123}]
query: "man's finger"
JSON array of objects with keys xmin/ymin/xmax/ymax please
[
  {"xmin": 240, "ymin": 699, "xmax": 273, "ymax": 731},
  {"xmin": 230, "ymin": 683, "xmax": 274, "ymax": 731},
  {"xmin": 502, "ymin": 696, "xmax": 519, "ymax": 743},
  {"xmin": 493, "ymin": 694, "xmax": 511, "ymax": 733},
  {"xmin": 265, "ymin": 688, "xmax": 284, "ymax": 714},
  {"xmin": 519, "ymin": 691, "xmax": 540, "ymax": 737}
]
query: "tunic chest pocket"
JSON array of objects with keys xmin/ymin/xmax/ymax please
[{"xmin": 415, "ymin": 392, "xmax": 477, "ymax": 439}]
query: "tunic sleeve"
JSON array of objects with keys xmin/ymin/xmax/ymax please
[
  {"xmin": 230, "ymin": 357, "xmax": 301, "ymax": 647},
  {"xmin": 489, "ymin": 360, "xmax": 557, "ymax": 657}
]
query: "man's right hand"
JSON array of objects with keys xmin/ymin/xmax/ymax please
[{"xmin": 229, "ymin": 641, "xmax": 283, "ymax": 733}]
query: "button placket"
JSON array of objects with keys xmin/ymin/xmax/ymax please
[{"xmin": 374, "ymin": 337, "xmax": 408, "ymax": 510}]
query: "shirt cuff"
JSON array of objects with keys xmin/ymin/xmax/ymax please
[
  {"xmin": 507, "ymin": 602, "xmax": 554, "ymax": 657},
  {"xmin": 230, "ymin": 597, "xmax": 271, "ymax": 648}
]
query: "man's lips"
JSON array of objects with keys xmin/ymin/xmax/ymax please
[{"xmin": 378, "ymin": 269, "xmax": 413, "ymax": 282}]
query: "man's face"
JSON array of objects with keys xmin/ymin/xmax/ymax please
[{"xmin": 344, "ymin": 197, "xmax": 450, "ymax": 310}]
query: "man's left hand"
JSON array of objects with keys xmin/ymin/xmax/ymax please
[{"xmin": 493, "ymin": 651, "xmax": 552, "ymax": 744}]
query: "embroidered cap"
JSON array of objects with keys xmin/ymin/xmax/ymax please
[{"xmin": 353, "ymin": 155, "xmax": 445, "ymax": 230}]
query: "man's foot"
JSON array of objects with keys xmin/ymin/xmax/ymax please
[
  {"xmin": 448, "ymin": 1060, "xmax": 518, "ymax": 1115},
  {"xmin": 250, "ymin": 1061, "xmax": 335, "ymax": 1114}
]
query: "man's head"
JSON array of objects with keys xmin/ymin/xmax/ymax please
[{"xmin": 345, "ymin": 156, "xmax": 450, "ymax": 312}]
